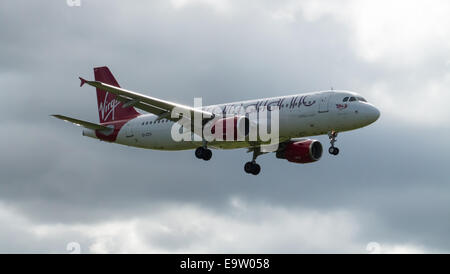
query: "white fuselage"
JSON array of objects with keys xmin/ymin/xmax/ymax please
[{"xmin": 90, "ymin": 90, "xmax": 379, "ymax": 150}]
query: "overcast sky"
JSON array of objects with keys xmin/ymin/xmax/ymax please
[{"xmin": 1, "ymin": 0, "xmax": 450, "ymax": 253}]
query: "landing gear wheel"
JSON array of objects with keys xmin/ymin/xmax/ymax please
[
  {"xmin": 328, "ymin": 147, "xmax": 339, "ymax": 155},
  {"xmin": 202, "ymin": 149, "xmax": 212, "ymax": 161},
  {"xmin": 251, "ymin": 163, "xmax": 261, "ymax": 175},
  {"xmin": 244, "ymin": 147, "xmax": 263, "ymax": 175},
  {"xmin": 195, "ymin": 147, "xmax": 204, "ymax": 159},
  {"xmin": 195, "ymin": 147, "xmax": 212, "ymax": 161},
  {"xmin": 333, "ymin": 147, "xmax": 339, "ymax": 155},
  {"xmin": 244, "ymin": 162, "xmax": 253, "ymax": 173},
  {"xmin": 244, "ymin": 162, "xmax": 261, "ymax": 175}
]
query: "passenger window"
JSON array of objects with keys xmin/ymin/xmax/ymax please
[
  {"xmin": 343, "ymin": 97, "xmax": 349, "ymax": 102},
  {"xmin": 349, "ymin": 97, "xmax": 356, "ymax": 102}
]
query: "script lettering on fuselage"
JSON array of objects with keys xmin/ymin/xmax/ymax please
[{"xmin": 209, "ymin": 95, "xmax": 316, "ymax": 115}]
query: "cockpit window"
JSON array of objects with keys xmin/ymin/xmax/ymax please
[
  {"xmin": 349, "ymin": 97, "xmax": 356, "ymax": 102},
  {"xmin": 357, "ymin": 97, "xmax": 367, "ymax": 102},
  {"xmin": 343, "ymin": 97, "xmax": 349, "ymax": 102}
]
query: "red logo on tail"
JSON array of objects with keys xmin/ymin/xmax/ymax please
[
  {"xmin": 99, "ymin": 93, "xmax": 121, "ymax": 121},
  {"xmin": 93, "ymin": 66, "xmax": 139, "ymax": 123}
]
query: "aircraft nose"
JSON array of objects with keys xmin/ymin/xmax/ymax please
[{"xmin": 366, "ymin": 104, "xmax": 380, "ymax": 124}]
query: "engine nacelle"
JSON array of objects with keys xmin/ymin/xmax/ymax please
[
  {"xmin": 82, "ymin": 128, "xmax": 97, "ymax": 139},
  {"xmin": 211, "ymin": 116, "xmax": 250, "ymax": 141},
  {"xmin": 276, "ymin": 139, "xmax": 323, "ymax": 164}
]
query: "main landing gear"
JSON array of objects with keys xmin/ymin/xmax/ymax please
[
  {"xmin": 328, "ymin": 131, "xmax": 339, "ymax": 156},
  {"xmin": 195, "ymin": 146, "xmax": 212, "ymax": 161},
  {"xmin": 244, "ymin": 147, "xmax": 262, "ymax": 175}
]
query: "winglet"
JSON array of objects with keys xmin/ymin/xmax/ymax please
[{"xmin": 79, "ymin": 77, "xmax": 87, "ymax": 87}]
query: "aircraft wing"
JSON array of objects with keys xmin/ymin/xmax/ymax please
[
  {"xmin": 51, "ymin": 114, "xmax": 110, "ymax": 130},
  {"xmin": 79, "ymin": 77, "xmax": 213, "ymax": 121}
]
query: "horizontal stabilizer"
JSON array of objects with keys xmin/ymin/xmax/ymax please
[
  {"xmin": 51, "ymin": 114, "xmax": 110, "ymax": 131},
  {"xmin": 79, "ymin": 77, "xmax": 87, "ymax": 87}
]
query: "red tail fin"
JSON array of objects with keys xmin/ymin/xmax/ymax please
[{"xmin": 94, "ymin": 66, "xmax": 139, "ymax": 123}]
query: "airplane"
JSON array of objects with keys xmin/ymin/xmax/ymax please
[{"xmin": 52, "ymin": 66, "xmax": 380, "ymax": 175}]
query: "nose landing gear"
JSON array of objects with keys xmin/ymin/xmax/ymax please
[
  {"xmin": 328, "ymin": 146, "xmax": 339, "ymax": 155},
  {"xmin": 328, "ymin": 131, "xmax": 340, "ymax": 156}
]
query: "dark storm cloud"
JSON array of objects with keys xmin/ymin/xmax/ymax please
[{"xmin": 0, "ymin": 0, "xmax": 449, "ymax": 252}]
